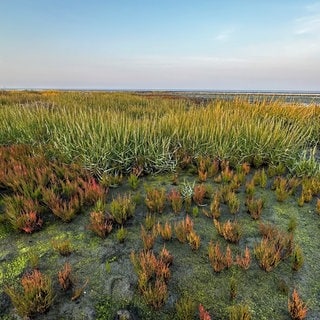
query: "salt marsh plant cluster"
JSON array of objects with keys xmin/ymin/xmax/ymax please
[
  {"xmin": 0, "ymin": 91, "xmax": 320, "ymax": 319},
  {"xmin": 0, "ymin": 91, "xmax": 319, "ymax": 175}
]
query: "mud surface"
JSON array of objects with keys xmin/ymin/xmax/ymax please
[{"xmin": 1, "ymin": 172, "xmax": 320, "ymax": 319}]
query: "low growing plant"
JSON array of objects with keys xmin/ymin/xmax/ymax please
[
  {"xmin": 128, "ymin": 173, "xmax": 139, "ymax": 190},
  {"xmin": 130, "ymin": 249, "xmax": 172, "ymax": 309},
  {"xmin": 236, "ymin": 246, "xmax": 251, "ymax": 270},
  {"xmin": 174, "ymin": 215, "xmax": 194, "ymax": 243},
  {"xmin": 43, "ymin": 190, "xmax": 81, "ymax": 222},
  {"xmin": 193, "ymin": 184, "xmax": 206, "ymax": 205},
  {"xmin": 167, "ymin": 188, "xmax": 183, "ymax": 214},
  {"xmin": 145, "ymin": 187, "xmax": 166, "ymax": 214},
  {"xmin": 110, "ymin": 193, "xmax": 135, "ymax": 225},
  {"xmin": 159, "ymin": 246, "xmax": 174, "ymax": 266},
  {"xmin": 292, "ymin": 245, "xmax": 304, "ymax": 271},
  {"xmin": 141, "ymin": 225, "xmax": 157, "ymax": 250},
  {"xmin": 198, "ymin": 158, "xmax": 208, "ymax": 182},
  {"xmin": 228, "ymin": 303, "xmax": 251, "ymax": 320},
  {"xmin": 116, "ymin": 226, "xmax": 128, "ymax": 243},
  {"xmin": 88, "ymin": 211, "xmax": 113, "ymax": 238},
  {"xmin": 208, "ymin": 241, "xmax": 233, "ymax": 272},
  {"xmin": 199, "ymin": 304, "xmax": 212, "ymax": 320},
  {"xmin": 175, "ymin": 295, "xmax": 196, "ymax": 320},
  {"xmin": 226, "ymin": 191, "xmax": 240, "ymax": 215},
  {"xmin": 100, "ymin": 172, "xmax": 123, "ymax": 188},
  {"xmin": 144, "ymin": 213, "xmax": 156, "ymax": 231},
  {"xmin": 4, "ymin": 195, "xmax": 43, "ymax": 233},
  {"xmin": 246, "ymin": 197, "xmax": 264, "ymax": 220},
  {"xmin": 214, "ymin": 219, "xmax": 242, "ymax": 243},
  {"xmin": 51, "ymin": 238, "xmax": 73, "ymax": 256},
  {"xmin": 288, "ymin": 289, "xmax": 308, "ymax": 320},
  {"xmin": 245, "ymin": 180, "xmax": 255, "ymax": 198},
  {"xmin": 275, "ymin": 177, "xmax": 290, "ymax": 202},
  {"xmin": 254, "ymin": 239, "xmax": 282, "ymax": 272},
  {"xmin": 5, "ymin": 269, "xmax": 54, "ymax": 318},
  {"xmin": 187, "ymin": 230, "xmax": 201, "ymax": 250},
  {"xmin": 157, "ymin": 221, "xmax": 172, "ymax": 241},
  {"xmin": 58, "ymin": 262, "xmax": 73, "ymax": 291},
  {"xmin": 203, "ymin": 192, "xmax": 221, "ymax": 219},
  {"xmin": 229, "ymin": 276, "xmax": 238, "ymax": 300}
]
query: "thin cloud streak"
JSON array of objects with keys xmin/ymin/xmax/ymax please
[
  {"xmin": 214, "ymin": 28, "xmax": 235, "ymax": 41},
  {"xmin": 295, "ymin": 15, "xmax": 320, "ymax": 35},
  {"xmin": 295, "ymin": 2, "xmax": 320, "ymax": 35}
]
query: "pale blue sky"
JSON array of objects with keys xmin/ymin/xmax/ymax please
[{"xmin": 0, "ymin": 1, "xmax": 319, "ymax": 90}]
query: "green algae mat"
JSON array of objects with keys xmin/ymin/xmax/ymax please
[{"xmin": 1, "ymin": 167, "xmax": 320, "ymax": 320}]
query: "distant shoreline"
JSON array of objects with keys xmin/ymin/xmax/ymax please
[{"xmin": 1, "ymin": 88, "xmax": 320, "ymax": 95}]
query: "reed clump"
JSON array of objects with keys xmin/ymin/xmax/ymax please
[{"xmin": 0, "ymin": 93, "xmax": 316, "ymax": 175}]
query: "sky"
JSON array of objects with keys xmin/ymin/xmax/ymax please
[{"xmin": 0, "ymin": 0, "xmax": 320, "ymax": 91}]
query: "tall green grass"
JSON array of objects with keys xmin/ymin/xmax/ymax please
[{"xmin": 0, "ymin": 91, "xmax": 318, "ymax": 174}]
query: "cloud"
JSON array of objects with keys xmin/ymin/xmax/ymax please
[
  {"xmin": 295, "ymin": 2, "xmax": 320, "ymax": 35},
  {"xmin": 295, "ymin": 15, "xmax": 320, "ymax": 35},
  {"xmin": 214, "ymin": 28, "xmax": 234, "ymax": 41},
  {"xmin": 306, "ymin": 2, "xmax": 320, "ymax": 11}
]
